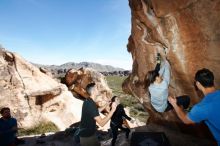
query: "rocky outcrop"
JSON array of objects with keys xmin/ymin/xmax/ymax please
[
  {"xmin": 0, "ymin": 48, "xmax": 83, "ymax": 130},
  {"xmin": 123, "ymin": 0, "xmax": 220, "ymax": 139},
  {"xmin": 64, "ymin": 68, "xmax": 144, "ymax": 131},
  {"xmin": 65, "ymin": 68, "xmax": 112, "ymax": 112}
]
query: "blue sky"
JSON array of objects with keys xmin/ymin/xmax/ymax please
[{"xmin": 0, "ymin": 0, "xmax": 132, "ymax": 70}]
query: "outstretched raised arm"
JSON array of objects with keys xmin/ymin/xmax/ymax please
[
  {"xmin": 94, "ymin": 102, "xmax": 117, "ymax": 127},
  {"xmin": 159, "ymin": 60, "xmax": 171, "ymax": 84}
]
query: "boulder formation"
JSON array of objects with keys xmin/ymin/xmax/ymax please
[
  {"xmin": 0, "ymin": 48, "xmax": 83, "ymax": 130},
  {"xmin": 123, "ymin": 0, "xmax": 220, "ymax": 139},
  {"xmin": 65, "ymin": 68, "xmax": 112, "ymax": 113},
  {"xmin": 64, "ymin": 68, "xmax": 143, "ymax": 131}
]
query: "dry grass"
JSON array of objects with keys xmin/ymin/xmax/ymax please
[
  {"xmin": 18, "ymin": 122, "xmax": 59, "ymax": 136},
  {"xmin": 106, "ymin": 75, "xmax": 148, "ymax": 122}
]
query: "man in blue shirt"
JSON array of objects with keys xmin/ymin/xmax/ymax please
[
  {"xmin": 0, "ymin": 107, "xmax": 17, "ymax": 146},
  {"xmin": 168, "ymin": 68, "xmax": 220, "ymax": 145}
]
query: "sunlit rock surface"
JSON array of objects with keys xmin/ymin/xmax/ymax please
[
  {"xmin": 123, "ymin": 0, "xmax": 220, "ymax": 140},
  {"xmin": 65, "ymin": 67, "xmax": 112, "ymax": 108},
  {"xmin": 65, "ymin": 67, "xmax": 144, "ymax": 131},
  {"xmin": 0, "ymin": 48, "xmax": 82, "ymax": 130}
]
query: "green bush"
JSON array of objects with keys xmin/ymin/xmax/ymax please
[
  {"xmin": 139, "ymin": 112, "xmax": 148, "ymax": 116},
  {"xmin": 130, "ymin": 108, "xmax": 139, "ymax": 116},
  {"xmin": 18, "ymin": 122, "xmax": 59, "ymax": 136},
  {"xmin": 133, "ymin": 103, "xmax": 145, "ymax": 112}
]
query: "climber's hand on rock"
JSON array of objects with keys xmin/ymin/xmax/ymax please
[{"xmin": 158, "ymin": 46, "xmax": 168, "ymax": 61}]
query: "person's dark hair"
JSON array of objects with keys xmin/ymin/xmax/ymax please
[
  {"xmin": 111, "ymin": 96, "xmax": 117, "ymax": 102},
  {"xmin": 195, "ymin": 68, "xmax": 214, "ymax": 87},
  {"xmin": 0, "ymin": 107, "xmax": 10, "ymax": 115},
  {"xmin": 110, "ymin": 96, "xmax": 118, "ymax": 110},
  {"xmin": 86, "ymin": 82, "xmax": 96, "ymax": 95},
  {"xmin": 145, "ymin": 70, "xmax": 159, "ymax": 88}
]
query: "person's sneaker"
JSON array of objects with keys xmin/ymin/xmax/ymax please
[{"xmin": 156, "ymin": 53, "xmax": 161, "ymax": 64}]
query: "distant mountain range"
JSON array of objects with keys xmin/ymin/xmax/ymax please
[{"xmin": 34, "ymin": 62, "xmax": 130, "ymax": 77}]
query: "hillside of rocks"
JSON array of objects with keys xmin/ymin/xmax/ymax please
[{"xmin": 35, "ymin": 62, "xmax": 130, "ymax": 78}]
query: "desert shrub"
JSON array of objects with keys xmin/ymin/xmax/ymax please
[
  {"xmin": 133, "ymin": 103, "xmax": 145, "ymax": 112},
  {"xmin": 138, "ymin": 112, "xmax": 148, "ymax": 117},
  {"xmin": 18, "ymin": 122, "xmax": 59, "ymax": 136},
  {"xmin": 129, "ymin": 108, "xmax": 139, "ymax": 116}
]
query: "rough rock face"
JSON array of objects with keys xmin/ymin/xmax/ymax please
[
  {"xmin": 0, "ymin": 48, "xmax": 83, "ymax": 130},
  {"xmin": 123, "ymin": 0, "xmax": 220, "ymax": 139},
  {"xmin": 65, "ymin": 68, "xmax": 112, "ymax": 107},
  {"xmin": 65, "ymin": 68, "xmax": 145, "ymax": 131}
]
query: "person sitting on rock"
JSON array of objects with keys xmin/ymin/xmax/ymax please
[
  {"xmin": 110, "ymin": 96, "xmax": 134, "ymax": 146},
  {"xmin": 145, "ymin": 53, "xmax": 190, "ymax": 112},
  {"xmin": 0, "ymin": 107, "xmax": 18, "ymax": 146},
  {"xmin": 168, "ymin": 68, "xmax": 220, "ymax": 146},
  {"xmin": 79, "ymin": 83, "xmax": 118, "ymax": 146}
]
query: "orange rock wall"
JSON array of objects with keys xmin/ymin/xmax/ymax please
[
  {"xmin": 124, "ymin": 0, "xmax": 220, "ymax": 106},
  {"xmin": 123, "ymin": 0, "xmax": 220, "ymax": 138}
]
